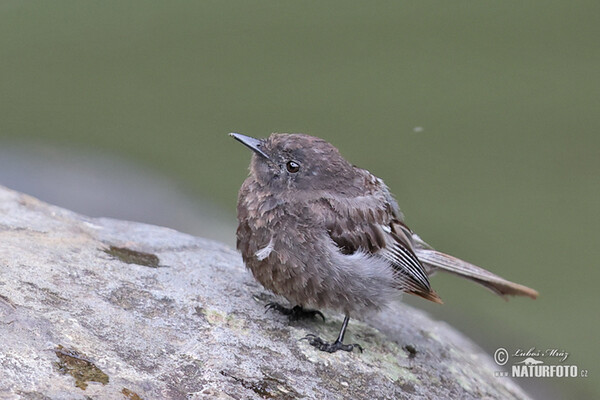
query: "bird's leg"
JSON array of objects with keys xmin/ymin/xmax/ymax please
[
  {"xmin": 302, "ymin": 315, "xmax": 363, "ymax": 353},
  {"xmin": 265, "ymin": 302, "xmax": 325, "ymax": 321}
]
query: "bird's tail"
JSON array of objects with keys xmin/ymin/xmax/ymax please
[{"xmin": 414, "ymin": 248, "xmax": 538, "ymax": 300}]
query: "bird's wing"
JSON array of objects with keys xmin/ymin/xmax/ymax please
[{"xmin": 320, "ymin": 192, "xmax": 442, "ymax": 304}]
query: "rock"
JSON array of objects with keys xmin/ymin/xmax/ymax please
[{"xmin": 0, "ymin": 186, "xmax": 530, "ymax": 399}]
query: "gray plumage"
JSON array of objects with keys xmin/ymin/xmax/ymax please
[{"xmin": 231, "ymin": 132, "xmax": 538, "ymax": 353}]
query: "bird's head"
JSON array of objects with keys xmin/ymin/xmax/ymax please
[{"xmin": 230, "ymin": 133, "xmax": 355, "ymax": 193}]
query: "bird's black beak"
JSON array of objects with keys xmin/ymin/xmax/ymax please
[{"xmin": 229, "ymin": 133, "xmax": 270, "ymax": 160}]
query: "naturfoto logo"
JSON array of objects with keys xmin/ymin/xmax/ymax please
[{"xmin": 493, "ymin": 347, "xmax": 588, "ymax": 379}]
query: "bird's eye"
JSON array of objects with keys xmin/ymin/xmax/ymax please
[{"xmin": 286, "ymin": 161, "xmax": 300, "ymax": 173}]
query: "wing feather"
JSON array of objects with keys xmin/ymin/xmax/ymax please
[{"xmin": 319, "ymin": 179, "xmax": 442, "ymax": 304}]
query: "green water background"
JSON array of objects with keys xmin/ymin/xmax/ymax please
[{"xmin": 1, "ymin": 2, "xmax": 598, "ymax": 398}]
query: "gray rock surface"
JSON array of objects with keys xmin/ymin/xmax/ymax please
[{"xmin": 0, "ymin": 186, "xmax": 530, "ymax": 399}]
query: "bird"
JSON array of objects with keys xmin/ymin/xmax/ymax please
[{"xmin": 230, "ymin": 132, "xmax": 538, "ymax": 353}]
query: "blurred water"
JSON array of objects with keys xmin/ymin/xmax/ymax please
[{"xmin": 0, "ymin": 143, "xmax": 235, "ymax": 246}]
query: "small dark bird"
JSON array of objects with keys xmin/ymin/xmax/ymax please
[{"xmin": 231, "ymin": 132, "xmax": 538, "ymax": 353}]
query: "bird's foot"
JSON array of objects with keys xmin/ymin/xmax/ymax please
[
  {"xmin": 265, "ymin": 303, "xmax": 325, "ymax": 321},
  {"xmin": 301, "ymin": 334, "xmax": 363, "ymax": 353}
]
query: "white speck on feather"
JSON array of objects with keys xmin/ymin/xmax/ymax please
[{"xmin": 255, "ymin": 238, "xmax": 274, "ymax": 261}]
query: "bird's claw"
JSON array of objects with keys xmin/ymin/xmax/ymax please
[
  {"xmin": 265, "ymin": 303, "xmax": 325, "ymax": 321},
  {"xmin": 300, "ymin": 334, "xmax": 363, "ymax": 353}
]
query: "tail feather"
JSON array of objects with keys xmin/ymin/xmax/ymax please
[{"xmin": 415, "ymin": 249, "xmax": 539, "ymax": 300}]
